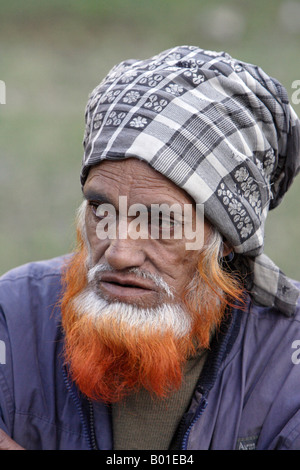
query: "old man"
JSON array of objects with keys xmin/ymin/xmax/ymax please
[{"xmin": 0, "ymin": 46, "xmax": 300, "ymax": 450}]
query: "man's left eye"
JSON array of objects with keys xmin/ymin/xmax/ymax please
[
  {"xmin": 150, "ymin": 217, "xmax": 178, "ymax": 232},
  {"xmin": 159, "ymin": 218, "xmax": 175, "ymax": 228}
]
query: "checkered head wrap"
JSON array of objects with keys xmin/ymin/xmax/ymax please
[{"xmin": 81, "ymin": 45, "xmax": 300, "ymax": 315}]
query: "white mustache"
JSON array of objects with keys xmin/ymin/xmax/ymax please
[
  {"xmin": 73, "ymin": 288, "xmax": 191, "ymax": 338},
  {"xmin": 87, "ymin": 263, "xmax": 174, "ymax": 299}
]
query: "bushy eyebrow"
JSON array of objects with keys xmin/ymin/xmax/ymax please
[
  {"xmin": 83, "ymin": 188, "xmax": 153, "ymax": 212},
  {"xmin": 83, "ymin": 188, "xmax": 187, "ymax": 219},
  {"xmin": 83, "ymin": 190, "xmax": 154, "ymax": 219},
  {"xmin": 83, "ymin": 189, "xmax": 113, "ymax": 205}
]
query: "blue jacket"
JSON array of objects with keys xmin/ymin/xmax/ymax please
[{"xmin": 0, "ymin": 255, "xmax": 300, "ymax": 450}]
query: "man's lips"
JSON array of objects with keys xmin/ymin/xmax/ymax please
[{"xmin": 98, "ymin": 273, "xmax": 158, "ymax": 299}]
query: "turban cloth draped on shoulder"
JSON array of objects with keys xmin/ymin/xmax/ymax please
[{"xmin": 81, "ymin": 45, "xmax": 300, "ymax": 316}]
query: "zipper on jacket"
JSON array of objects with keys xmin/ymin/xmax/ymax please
[
  {"xmin": 181, "ymin": 394, "xmax": 208, "ymax": 450},
  {"xmin": 88, "ymin": 399, "xmax": 98, "ymax": 450},
  {"xmin": 179, "ymin": 301, "xmax": 246, "ymax": 449},
  {"xmin": 62, "ymin": 366, "xmax": 96, "ymax": 450}
]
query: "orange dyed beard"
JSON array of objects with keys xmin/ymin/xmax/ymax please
[{"xmin": 60, "ymin": 232, "xmax": 242, "ymax": 404}]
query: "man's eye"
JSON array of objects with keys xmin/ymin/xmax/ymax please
[
  {"xmin": 150, "ymin": 216, "xmax": 177, "ymax": 231},
  {"xmin": 88, "ymin": 201, "xmax": 116, "ymax": 222},
  {"xmin": 88, "ymin": 202, "xmax": 102, "ymax": 218},
  {"xmin": 159, "ymin": 218, "xmax": 175, "ymax": 229}
]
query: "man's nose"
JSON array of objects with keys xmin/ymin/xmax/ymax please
[{"xmin": 104, "ymin": 236, "xmax": 146, "ymax": 271}]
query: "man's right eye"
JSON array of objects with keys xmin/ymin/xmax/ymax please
[
  {"xmin": 88, "ymin": 201, "xmax": 101, "ymax": 218},
  {"xmin": 88, "ymin": 201, "xmax": 116, "ymax": 222}
]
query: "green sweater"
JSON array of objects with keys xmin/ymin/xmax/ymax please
[{"xmin": 112, "ymin": 351, "xmax": 207, "ymax": 450}]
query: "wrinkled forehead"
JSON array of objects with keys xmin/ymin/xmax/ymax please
[{"xmin": 83, "ymin": 158, "xmax": 196, "ymax": 207}]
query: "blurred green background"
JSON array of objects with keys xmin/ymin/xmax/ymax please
[{"xmin": 0, "ymin": 0, "xmax": 299, "ymax": 278}]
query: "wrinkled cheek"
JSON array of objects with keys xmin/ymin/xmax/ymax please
[
  {"xmin": 154, "ymin": 246, "xmax": 199, "ymax": 301},
  {"xmin": 176, "ymin": 255, "xmax": 200, "ymax": 298},
  {"xmin": 85, "ymin": 217, "xmax": 109, "ymax": 266}
]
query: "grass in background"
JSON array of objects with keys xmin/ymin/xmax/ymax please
[{"xmin": 0, "ymin": 0, "xmax": 299, "ymax": 278}]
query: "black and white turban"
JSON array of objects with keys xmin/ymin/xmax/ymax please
[{"xmin": 81, "ymin": 45, "xmax": 300, "ymax": 315}]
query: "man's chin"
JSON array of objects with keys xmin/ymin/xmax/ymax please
[
  {"xmin": 73, "ymin": 287, "xmax": 192, "ymax": 340},
  {"xmin": 60, "ymin": 247, "xmax": 226, "ymax": 403},
  {"xmin": 62, "ymin": 302, "xmax": 193, "ymax": 403}
]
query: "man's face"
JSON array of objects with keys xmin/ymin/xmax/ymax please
[
  {"xmin": 61, "ymin": 158, "xmax": 233, "ymax": 402},
  {"xmin": 83, "ymin": 158, "xmax": 211, "ymax": 309}
]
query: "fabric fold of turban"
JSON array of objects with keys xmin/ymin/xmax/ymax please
[{"xmin": 81, "ymin": 45, "xmax": 300, "ymax": 315}]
